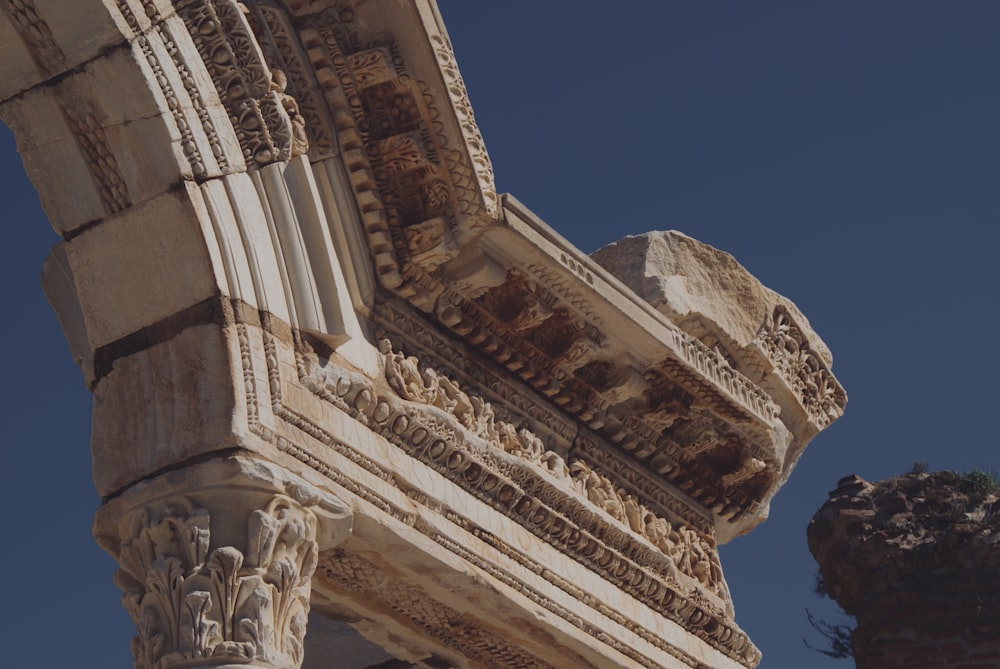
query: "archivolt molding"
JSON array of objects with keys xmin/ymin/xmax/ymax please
[
  {"xmin": 1, "ymin": 3, "xmax": 843, "ymax": 667},
  {"xmin": 176, "ymin": 0, "xmax": 298, "ymax": 166},
  {"xmin": 2, "ymin": 0, "xmax": 807, "ymax": 538},
  {"xmin": 245, "ymin": 2, "xmax": 337, "ymax": 158},
  {"xmin": 117, "ymin": 0, "xmax": 237, "ymax": 178}
]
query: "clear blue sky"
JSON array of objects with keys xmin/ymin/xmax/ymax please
[{"xmin": 2, "ymin": 2, "xmax": 998, "ymax": 667}]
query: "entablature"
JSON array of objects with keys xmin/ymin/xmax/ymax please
[
  {"xmin": 1, "ymin": 1, "xmax": 846, "ymax": 667},
  {"xmin": 216, "ymin": 1, "xmax": 847, "ymax": 541}
]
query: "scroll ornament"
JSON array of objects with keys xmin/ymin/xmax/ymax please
[{"xmin": 379, "ymin": 339, "xmax": 729, "ymax": 600}]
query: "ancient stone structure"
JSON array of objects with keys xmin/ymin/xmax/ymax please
[
  {"xmin": 1, "ymin": 2, "xmax": 845, "ymax": 668},
  {"xmin": 809, "ymin": 472, "xmax": 1000, "ymax": 668}
]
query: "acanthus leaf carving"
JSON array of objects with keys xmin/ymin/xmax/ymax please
[
  {"xmin": 114, "ymin": 494, "xmax": 319, "ymax": 669},
  {"xmin": 756, "ymin": 304, "xmax": 847, "ymax": 428},
  {"xmin": 374, "ymin": 337, "xmax": 733, "ymax": 602}
]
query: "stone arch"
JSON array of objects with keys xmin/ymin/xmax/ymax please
[{"xmin": 1, "ymin": 3, "xmax": 846, "ymax": 668}]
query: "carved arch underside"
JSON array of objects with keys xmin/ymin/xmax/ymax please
[{"xmin": 1, "ymin": 1, "xmax": 844, "ymax": 668}]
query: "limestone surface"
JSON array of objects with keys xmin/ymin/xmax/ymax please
[
  {"xmin": 591, "ymin": 231, "xmax": 830, "ymax": 366},
  {"xmin": 1, "ymin": 1, "xmax": 848, "ymax": 667}
]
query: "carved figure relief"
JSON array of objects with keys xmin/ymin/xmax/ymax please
[
  {"xmin": 269, "ymin": 68, "xmax": 309, "ymax": 157},
  {"xmin": 376, "ymin": 339, "xmax": 732, "ymax": 600},
  {"xmin": 114, "ymin": 495, "xmax": 319, "ymax": 669}
]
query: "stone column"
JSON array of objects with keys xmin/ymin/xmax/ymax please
[
  {"xmin": 95, "ymin": 456, "xmax": 352, "ymax": 669},
  {"xmin": 808, "ymin": 472, "xmax": 1000, "ymax": 669}
]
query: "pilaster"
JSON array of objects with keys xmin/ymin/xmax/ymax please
[{"xmin": 95, "ymin": 455, "xmax": 352, "ymax": 669}]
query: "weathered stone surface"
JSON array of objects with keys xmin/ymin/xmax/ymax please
[
  {"xmin": 592, "ymin": 231, "xmax": 830, "ymax": 366},
  {"xmin": 91, "ymin": 323, "xmax": 238, "ymax": 496},
  {"xmin": 51, "ymin": 186, "xmax": 222, "ymax": 350},
  {"xmin": 809, "ymin": 471, "xmax": 1000, "ymax": 668},
  {"xmin": 3, "ymin": 2, "xmax": 849, "ymax": 667},
  {"xmin": 0, "ymin": 0, "xmax": 133, "ymax": 103},
  {"xmin": 94, "ymin": 455, "xmax": 352, "ymax": 669},
  {"xmin": 593, "ymin": 230, "xmax": 846, "ymax": 491}
]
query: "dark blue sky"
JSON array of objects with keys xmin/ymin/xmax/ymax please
[{"xmin": 2, "ymin": 3, "xmax": 998, "ymax": 667}]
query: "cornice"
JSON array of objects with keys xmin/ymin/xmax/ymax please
[
  {"xmin": 233, "ymin": 307, "xmax": 762, "ymax": 666},
  {"xmin": 218, "ymin": 0, "xmax": 843, "ymax": 538}
]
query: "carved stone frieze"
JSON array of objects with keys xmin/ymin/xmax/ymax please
[
  {"xmin": 755, "ymin": 304, "xmax": 846, "ymax": 429},
  {"xmin": 374, "ymin": 298, "xmax": 579, "ymax": 447},
  {"xmin": 293, "ymin": 336, "xmax": 756, "ymax": 659},
  {"xmin": 428, "ymin": 268, "xmax": 783, "ymax": 525},
  {"xmin": 176, "ymin": 0, "xmax": 295, "ymax": 166},
  {"xmin": 319, "ymin": 549, "xmax": 560, "ymax": 669}
]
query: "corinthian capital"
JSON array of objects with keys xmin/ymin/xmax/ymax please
[{"xmin": 96, "ymin": 457, "xmax": 352, "ymax": 669}]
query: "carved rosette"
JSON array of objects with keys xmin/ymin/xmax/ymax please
[
  {"xmin": 113, "ymin": 494, "xmax": 321, "ymax": 669},
  {"xmin": 176, "ymin": 0, "xmax": 297, "ymax": 167}
]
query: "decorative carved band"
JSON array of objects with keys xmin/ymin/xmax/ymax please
[
  {"xmin": 755, "ymin": 305, "xmax": 847, "ymax": 428},
  {"xmin": 319, "ymin": 549, "xmax": 560, "ymax": 669},
  {"xmin": 294, "ymin": 340, "xmax": 757, "ymax": 665},
  {"xmin": 0, "ymin": 0, "xmax": 66, "ymax": 75},
  {"xmin": 114, "ymin": 494, "xmax": 321, "ymax": 669},
  {"xmin": 247, "ymin": 2, "xmax": 334, "ymax": 157},
  {"xmin": 428, "ymin": 275, "xmax": 779, "ymax": 518},
  {"xmin": 226, "ymin": 306, "xmax": 762, "ymax": 665},
  {"xmin": 176, "ymin": 0, "xmax": 297, "ymax": 167}
]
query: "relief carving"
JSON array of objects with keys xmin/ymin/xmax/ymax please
[
  {"xmin": 269, "ymin": 68, "xmax": 309, "ymax": 157},
  {"xmin": 376, "ymin": 338, "xmax": 732, "ymax": 600},
  {"xmin": 426, "ymin": 32, "xmax": 498, "ymax": 218},
  {"xmin": 568, "ymin": 460, "xmax": 729, "ymax": 599},
  {"xmin": 114, "ymin": 495, "xmax": 320, "ymax": 669},
  {"xmin": 248, "ymin": 2, "xmax": 337, "ymax": 157},
  {"xmin": 290, "ymin": 327, "xmax": 758, "ymax": 664},
  {"xmin": 176, "ymin": 0, "xmax": 295, "ymax": 166},
  {"xmin": 61, "ymin": 97, "xmax": 132, "ymax": 214},
  {"xmin": 0, "ymin": 0, "xmax": 66, "ymax": 75},
  {"xmin": 756, "ymin": 304, "xmax": 847, "ymax": 427},
  {"xmin": 319, "ymin": 549, "xmax": 557, "ymax": 669}
]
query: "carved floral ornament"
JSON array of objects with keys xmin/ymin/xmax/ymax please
[
  {"xmin": 755, "ymin": 304, "xmax": 846, "ymax": 428},
  {"xmin": 420, "ymin": 275, "xmax": 783, "ymax": 524},
  {"xmin": 376, "ymin": 338, "xmax": 730, "ymax": 601},
  {"xmin": 114, "ymin": 494, "xmax": 320, "ymax": 669},
  {"xmin": 295, "ymin": 337, "xmax": 760, "ymax": 663}
]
